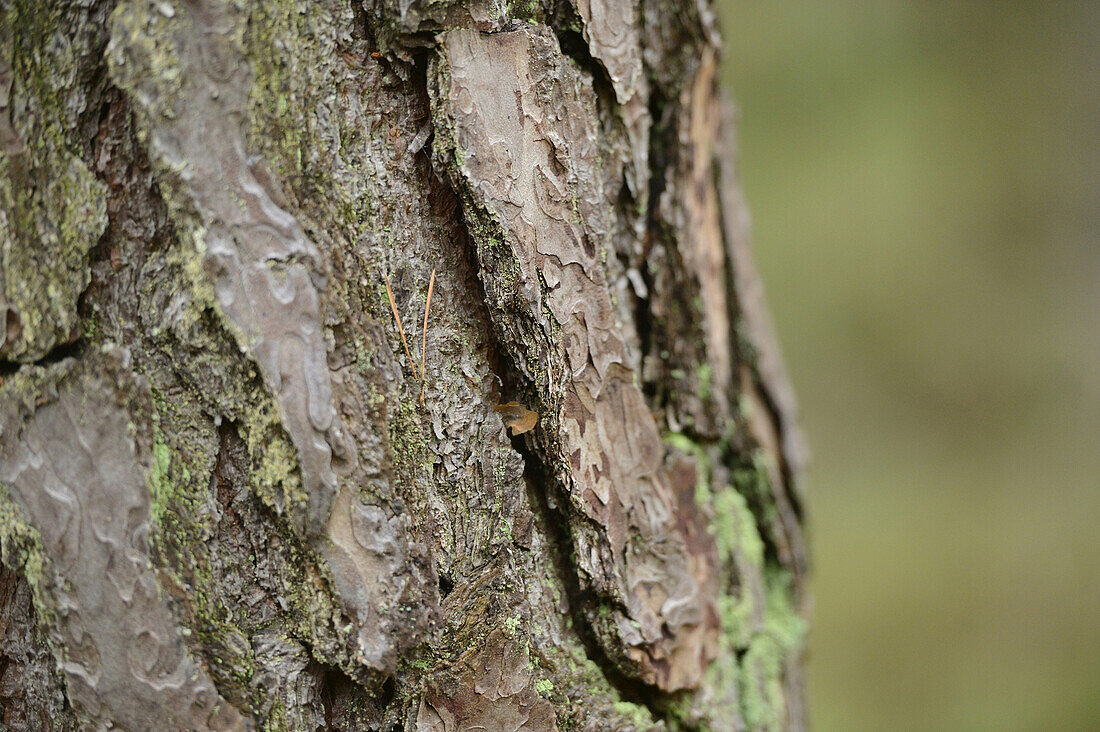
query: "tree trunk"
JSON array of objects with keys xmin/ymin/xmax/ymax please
[{"xmin": 0, "ymin": 0, "xmax": 807, "ymax": 729}]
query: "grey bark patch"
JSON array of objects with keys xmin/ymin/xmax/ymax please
[{"xmin": 0, "ymin": 353, "xmax": 248, "ymax": 730}]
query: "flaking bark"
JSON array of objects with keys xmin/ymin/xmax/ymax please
[{"xmin": 0, "ymin": 0, "xmax": 808, "ymax": 729}]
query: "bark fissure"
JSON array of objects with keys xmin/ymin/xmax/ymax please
[
  {"xmin": 518, "ymin": 448, "xmax": 670, "ymax": 719},
  {"xmin": 0, "ymin": 338, "xmax": 83, "ymax": 378},
  {"xmin": 430, "ymin": 24, "xmax": 725, "ymax": 701},
  {"xmin": 550, "ymin": 5, "xmax": 619, "ymax": 123},
  {"xmin": 426, "ymin": 104, "xmax": 666, "ymax": 719},
  {"xmin": 638, "ymin": 83, "xmax": 673, "ymax": 405}
]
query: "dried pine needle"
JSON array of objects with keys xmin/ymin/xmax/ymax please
[
  {"xmin": 384, "ymin": 274, "xmax": 418, "ymax": 380},
  {"xmin": 419, "ymin": 268, "xmax": 436, "ymax": 404}
]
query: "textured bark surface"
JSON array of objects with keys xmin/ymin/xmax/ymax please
[{"xmin": 0, "ymin": 0, "xmax": 807, "ymax": 729}]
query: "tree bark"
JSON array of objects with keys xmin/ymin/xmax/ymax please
[{"xmin": 0, "ymin": 0, "xmax": 807, "ymax": 729}]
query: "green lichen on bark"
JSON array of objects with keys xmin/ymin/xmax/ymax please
[
  {"xmin": 739, "ymin": 569, "xmax": 806, "ymax": 730},
  {"xmin": 0, "ymin": 2, "xmax": 107, "ymax": 361},
  {"xmin": 144, "ymin": 390, "xmax": 261, "ymax": 696},
  {"xmin": 142, "ymin": 377, "xmax": 383, "ymax": 727},
  {"xmin": 244, "ymin": 0, "xmax": 334, "ymax": 194},
  {"xmin": 0, "ymin": 481, "xmax": 53, "ymax": 628},
  {"xmin": 664, "ymin": 428, "xmax": 805, "ymax": 729}
]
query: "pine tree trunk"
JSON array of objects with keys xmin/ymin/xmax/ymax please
[{"xmin": 0, "ymin": 0, "xmax": 807, "ymax": 728}]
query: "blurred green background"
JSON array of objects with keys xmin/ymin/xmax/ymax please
[{"xmin": 718, "ymin": 2, "xmax": 1099, "ymax": 729}]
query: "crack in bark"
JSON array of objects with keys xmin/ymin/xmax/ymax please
[
  {"xmin": 424, "ymin": 24, "xmax": 717, "ymax": 717},
  {"xmin": 424, "ymin": 73, "xmax": 670, "ymax": 719},
  {"xmin": 638, "ymin": 84, "xmax": 673, "ymax": 406},
  {"xmin": 461, "ymin": 212, "xmax": 671, "ymax": 724},
  {"xmin": 517, "ymin": 439, "xmax": 675, "ymax": 724},
  {"xmin": 0, "ymin": 338, "xmax": 84, "ymax": 378},
  {"xmin": 551, "ymin": 6, "xmax": 619, "ymax": 120}
]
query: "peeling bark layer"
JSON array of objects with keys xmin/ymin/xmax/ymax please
[{"xmin": 0, "ymin": 0, "xmax": 807, "ymax": 729}]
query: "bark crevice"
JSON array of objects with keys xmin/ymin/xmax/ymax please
[
  {"xmin": 429, "ymin": 115, "xmax": 658, "ymax": 717},
  {"xmin": 518, "ymin": 441, "xmax": 675, "ymax": 723},
  {"xmin": 0, "ymin": 338, "xmax": 84, "ymax": 378}
]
